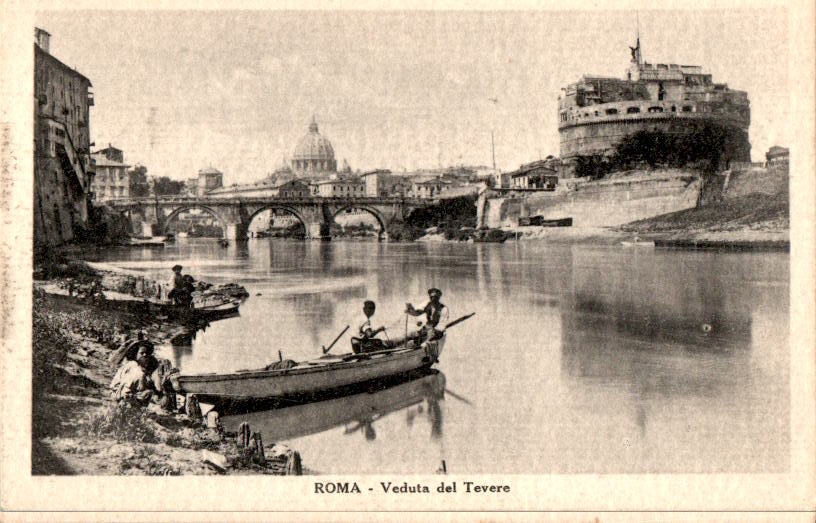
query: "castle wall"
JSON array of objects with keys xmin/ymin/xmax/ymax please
[
  {"xmin": 482, "ymin": 170, "xmax": 702, "ymax": 228},
  {"xmin": 559, "ymin": 100, "xmax": 750, "ymax": 161}
]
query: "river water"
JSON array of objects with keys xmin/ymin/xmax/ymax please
[{"xmin": 86, "ymin": 238, "xmax": 789, "ymax": 474}]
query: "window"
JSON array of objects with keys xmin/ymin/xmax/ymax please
[
  {"xmin": 627, "ymin": 107, "xmax": 640, "ymax": 114},
  {"xmin": 605, "ymin": 108, "xmax": 618, "ymax": 115},
  {"xmin": 648, "ymin": 106, "xmax": 663, "ymax": 113},
  {"xmin": 682, "ymin": 105, "xmax": 693, "ymax": 112}
]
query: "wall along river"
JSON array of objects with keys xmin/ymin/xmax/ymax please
[{"xmin": 84, "ymin": 238, "xmax": 789, "ymax": 474}]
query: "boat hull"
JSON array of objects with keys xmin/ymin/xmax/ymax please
[{"xmin": 176, "ymin": 337, "xmax": 445, "ymax": 400}]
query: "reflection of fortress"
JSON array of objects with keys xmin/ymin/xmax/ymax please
[{"xmin": 558, "ymin": 36, "xmax": 751, "ymax": 172}]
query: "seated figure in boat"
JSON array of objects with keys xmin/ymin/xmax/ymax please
[
  {"xmin": 168, "ymin": 264, "xmax": 194, "ymax": 308},
  {"xmin": 352, "ymin": 300, "xmax": 388, "ymax": 354},
  {"xmin": 406, "ymin": 288, "xmax": 448, "ymax": 342}
]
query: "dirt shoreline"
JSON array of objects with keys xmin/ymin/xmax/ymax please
[{"xmin": 32, "ymin": 265, "xmax": 303, "ymax": 476}]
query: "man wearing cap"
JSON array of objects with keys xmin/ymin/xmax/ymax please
[
  {"xmin": 168, "ymin": 265, "xmax": 194, "ymax": 308},
  {"xmin": 406, "ymin": 288, "xmax": 449, "ymax": 341}
]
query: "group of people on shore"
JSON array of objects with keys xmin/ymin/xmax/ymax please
[
  {"xmin": 353, "ymin": 287, "xmax": 448, "ymax": 353},
  {"xmin": 108, "ymin": 265, "xmax": 197, "ymax": 406}
]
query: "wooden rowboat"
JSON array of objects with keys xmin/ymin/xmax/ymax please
[{"xmin": 173, "ymin": 334, "xmax": 446, "ymax": 401}]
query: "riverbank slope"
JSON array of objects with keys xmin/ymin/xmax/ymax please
[{"xmin": 32, "ymin": 265, "xmax": 300, "ymax": 475}]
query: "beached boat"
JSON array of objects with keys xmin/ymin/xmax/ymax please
[
  {"xmin": 621, "ymin": 239, "xmax": 655, "ymax": 247},
  {"xmin": 125, "ymin": 237, "xmax": 167, "ymax": 247},
  {"xmin": 519, "ymin": 216, "xmax": 573, "ymax": 227},
  {"xmin": 96, "ymin": 289, "xmax": 241, "ymax": 321},
  {"xmin": 174, "ymin": 334, "xmax": 446, "ymax": 401}
]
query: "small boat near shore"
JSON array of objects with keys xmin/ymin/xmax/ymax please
[
  {"xmin": 174, "ymin": 334, "xmax": 447, "ymax": 401},
  {"xmin": 621, "ymin": 239, "xmax": 655, "ymax": 247},
  {"xmin": 519, "ymin": 216, "xmax": 573, "ymax": 227},
  {"xmin": 123, "ymin": 237, "xmax": 167, "ymax": 248}
]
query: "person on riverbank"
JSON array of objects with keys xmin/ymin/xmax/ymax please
[
  {"xmin": 355, "ymin": 300, "xmax": 387, "ymax": 353},
  {"xmin": 109, "ymin": 331, "xmax": 154, "ymax": 366},
  {"xmin": 406, "ymin": 288, "xmax": 448, "ymax": 342},
  {"xmin": 110, "ymin": 345, "xmax": 160, "ymax": 405},
  {"xmin": 168, "ymin": 265, "xmax": 194, "ymax": 308}
]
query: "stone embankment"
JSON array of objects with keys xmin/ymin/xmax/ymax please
[
  {"xmin": 621, "ymin": 167, "xmax": 789, "ymax": 247},
  {"xmin": 32, "ymin": 262, "xmax": 302, "ymax": 475}
]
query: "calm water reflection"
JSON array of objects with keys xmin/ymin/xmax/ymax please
[{"xmin": 85, "ymin": 238, "xmax": 790, "ymax": 473}]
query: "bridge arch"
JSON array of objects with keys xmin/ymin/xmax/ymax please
[
  {"xmin": 331, "ymin": 204, "xmax": 387, "ymax": 237},
  {"xmin": 162, "ymin": 205, "xmax": 229, "ymax": 237},
  {"xmin": 245, "ymin": 204, "xmax": 309, "ymax": 236}
]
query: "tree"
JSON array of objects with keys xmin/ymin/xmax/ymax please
[
  {"xmin": 152, "ymin": 176, "xmax": 185, "ymax": 196},
  {"xmin": 128, "ymin": 165, "xmax": 151, "ymax": 197}
]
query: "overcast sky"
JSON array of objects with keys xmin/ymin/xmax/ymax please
[{"xmin": 35, "ymin": 9, "xmax": 789, "ymax": 184}]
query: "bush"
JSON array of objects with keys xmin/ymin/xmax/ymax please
[{"xmin": 85, "ymin": 403, "xmax": 160, "ymax": 444}]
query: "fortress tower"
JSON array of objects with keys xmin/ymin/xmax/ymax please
[{"xmin": 557, "ymin": 35, "xmax": 751, "ymax": 173}]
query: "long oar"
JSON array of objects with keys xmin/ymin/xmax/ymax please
[
  {"xmin": 444, "ymin": 388, "xmax": 473, "ymax": 406},
  {"xmin": 443, "ymin": 312, "xmax": 475, "ymax": 331},
  {"xmin": 322, "ymin": 325, "xmax": 350, "ymax": 354}
]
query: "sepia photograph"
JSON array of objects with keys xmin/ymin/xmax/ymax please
[{"xmin": 1, "ymin": 1, "xmax": 814, "ymax": 519}]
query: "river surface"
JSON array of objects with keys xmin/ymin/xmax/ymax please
[{"xmin": 85, "ymin": 238, "xmax": 790, "ymax": 474}]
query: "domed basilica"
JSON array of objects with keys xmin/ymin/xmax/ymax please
[{"xmin": 291, "ymin": 117, "xmax": 337, "ymax": 176}]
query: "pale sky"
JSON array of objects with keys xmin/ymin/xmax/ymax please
[{"xmin": 35, "ymin": 9, "xmax": 789, "ymax": 185}]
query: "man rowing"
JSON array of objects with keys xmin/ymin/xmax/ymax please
[{"xmin": 406, "ymin": 288, "xmax": 449, "ymax": 342}]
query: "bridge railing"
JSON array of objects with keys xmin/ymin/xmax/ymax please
[{"xmin": 110, "ymin": 195, "xmax": 431, "ymax": 205}]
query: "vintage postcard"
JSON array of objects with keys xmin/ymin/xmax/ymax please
[{"xmin": 1, "ymin": 0, "xmax": 814, "ymax": 521}]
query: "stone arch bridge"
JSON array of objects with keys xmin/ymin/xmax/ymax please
[{"xmin": 109, "ymin": 196, "xmax": 432, "ymax": 240}]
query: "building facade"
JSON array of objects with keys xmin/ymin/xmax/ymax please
[
  {"xmin": 315, "ymin": 177, "xmax": 365, "ymax": 198},
  {"xmin": 91, "ymin": 144, "xmax": 131, "ymax": 201},
  {"xmin": 361, "ymin": 169, "xmax": 401, "ymax": 197},
  {"xmin": 558, "ymin": 36, "xmax": 751, "ymax": 171},
  {"xmin": 411, "ymin": 178, "xmax": 451, "ymax": 199},
  {"xmin": 509, "ymin": 160, "xmax": 559, "ymax": 190},
  {"xmin": 766, "ymin": 146, "xmax": 789, "ymax": 167},
  {"xmin": 197, "ymin": 167, "xmax": 223, "ymax": 196},
  {"xmin": 34, "ymin": 28, "xmax": 95, "ymax": 248},
  {"xmin": 291, "ymin": 117, "xmax": 337, "ymax": 176}
]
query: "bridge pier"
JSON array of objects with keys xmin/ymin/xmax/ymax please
[
  {"xmin": 307, "ymin": 222, "xmax": 331, "ymax": 241},
  {"xmin": 141, "ymin": 222, "xmax": 157, "ymax": 237},
  {"xmin": 225, "ymin": 222, "xmax": 248, "ymax": 240}
]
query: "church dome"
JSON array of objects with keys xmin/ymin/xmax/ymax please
[
  {"xmin": 292, "ymin": 118, "xmax": 335, "ymax": 162},
  {"xmin": 291, "ymin": 117, "xmax": 337, "ymax": 176}
]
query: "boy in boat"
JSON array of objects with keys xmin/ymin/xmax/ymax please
[
  {"xmin": 354, "ymin": 300, "xmax": 388, "ymax": 353},
  {"xmin": 406, "ymin": 288, "xmax": 449, "ymax": 342}
]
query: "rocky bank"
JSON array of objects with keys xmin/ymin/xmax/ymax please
[{"xmin": 32, "ymin": 264, "xmax": 302, "ymax": 476}]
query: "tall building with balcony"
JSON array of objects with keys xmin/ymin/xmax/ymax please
[
  {"xmin": 91, "ymin": 144, "xmax": 131, "ymax": 201},
  {"xmin": 558, "ymin": 35, "xmax": 751, "ymax": 174},
  {"xmin": 34, "ymin": 28, "xmax": 95, "ymax": 248}
]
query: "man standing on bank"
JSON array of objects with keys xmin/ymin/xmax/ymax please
[{"xmin": 406, "ymin": 288, "xmax": 449, "ymax": 341}]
